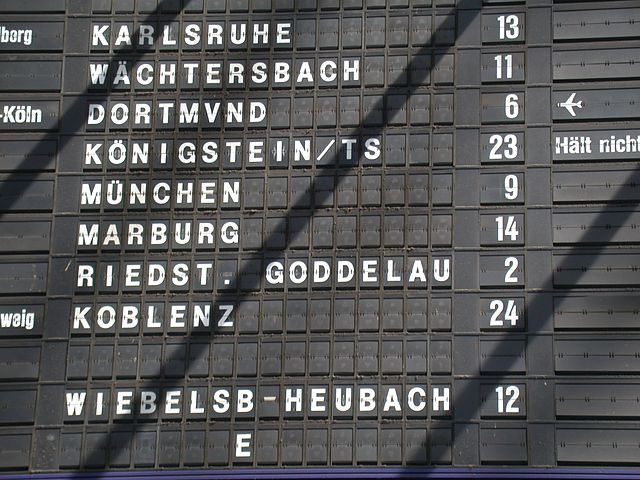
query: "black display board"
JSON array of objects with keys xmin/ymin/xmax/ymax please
[{"xmin": 0, "ymin": 0, "xmax": 639, "ymax": 477}]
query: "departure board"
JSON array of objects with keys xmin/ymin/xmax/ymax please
[{"xmin": 0, "ymin": 0, "xmax": 639, "ymax": 477}]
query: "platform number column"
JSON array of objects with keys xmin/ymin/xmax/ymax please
[{"xmin": 479, "ymin": 5, "xmax": 528, "ymax": 444}]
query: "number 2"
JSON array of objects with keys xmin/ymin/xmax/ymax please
[{"xmin": 504, "ymin": 257, "xmax": 519, "ymax": 283}]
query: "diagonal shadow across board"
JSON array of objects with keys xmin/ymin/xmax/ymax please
[
  {"xmin": 0, "ymin": 0, "xmax": 638, "ymax": 477},
  {"xmin": 35, "ymin": 0, "xmax": 476, "ymax": 473}
]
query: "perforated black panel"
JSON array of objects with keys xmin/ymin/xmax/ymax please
[{"xmin": 0, "ymin": 0, "xmax": 638, "ymax": 477}]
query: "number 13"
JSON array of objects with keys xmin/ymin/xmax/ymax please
[{"xmin": 498, "ymin": 15, "xmax": 520, "ymax": 40}]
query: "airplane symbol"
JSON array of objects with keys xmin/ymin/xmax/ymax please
[{"xmin": 557, "ymin": 92, "xmax": 583, "ymax": 117}]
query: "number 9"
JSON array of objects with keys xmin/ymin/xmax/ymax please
[{"xmin": 504, "ymin": 174, "xmax": 519, "ymax": 200}]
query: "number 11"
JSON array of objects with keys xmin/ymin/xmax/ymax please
[{"xmin": 494, "ymin": 54, "xmax": 513, "ymax": 79}]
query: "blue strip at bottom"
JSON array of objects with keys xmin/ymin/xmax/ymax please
[{"xmin": 5, "ymin": 468, "xmax": 640, "ymax": 479}]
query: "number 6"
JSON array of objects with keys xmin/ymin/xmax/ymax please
[{"xmin": 505, "ymin": 93, "xmax": 519, "ymax": 119}]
